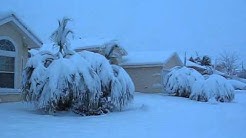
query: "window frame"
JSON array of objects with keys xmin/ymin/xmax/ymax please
[{"xmin": 0, "ymin": 36, "xmax": 19, "ymax": 93}]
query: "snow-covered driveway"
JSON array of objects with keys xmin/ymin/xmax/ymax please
[{"xmin": 1, "ymin": 91, "xmax": 246, "ymax": 138}]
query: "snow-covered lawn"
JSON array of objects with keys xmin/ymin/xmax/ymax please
[{"xmin": 1, "ymin": 91, "xmax": 246, "ymax": 138}]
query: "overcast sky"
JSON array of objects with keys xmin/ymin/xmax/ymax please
[{"xmin": 1, "ymin": 0, "xmax": 246, "ymax": 65}]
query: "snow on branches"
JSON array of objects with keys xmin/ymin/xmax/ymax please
[
  {"xmin": 162, "ymin": 66, "xmax": 235, "ymax": 102},
  {"xmin": 22, "ymin": 17, "xmax": 134, "ymax": 115},
  {"xmin": 162, "ymin": 66, "xmax": 204, "ymax": 97},
  {"xmin": 22, "ymin": 51, "xmax": 135, "ymax": 115},
  {"xmin": 190, "ymin": 74, "xmax": 235, "ymax": 102}
]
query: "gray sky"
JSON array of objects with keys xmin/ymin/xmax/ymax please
[{"xmin": 1, "ymin": 0, "xmax": 246, "ymax": 65}]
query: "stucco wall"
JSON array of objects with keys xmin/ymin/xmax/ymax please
[
  {"xmin": 122, "ymin": 55, "xmax": 183, "ymax": 93},
  {"xmin": 0, "ymin": 22, "xmax": 28, "ymax": 90},
  {"xmin": 123, "ymin": 65, "xmax": 163, "ymax": 93}
]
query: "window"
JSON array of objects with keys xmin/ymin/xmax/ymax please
[{"xmin": 0, "ymin": 39, "xmax": 15, "ymax": 88}]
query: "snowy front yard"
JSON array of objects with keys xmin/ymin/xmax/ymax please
[{"xmin": 1, "ymin": 91, "xmax": 246, "ymax": 138}]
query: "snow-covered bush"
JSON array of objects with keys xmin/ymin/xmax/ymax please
[
  {"xmin": 22, "ymin": 18, "xmax": 134, "ymax": 115},
  {"xmin": 162, "ymin": 66, "xmax": 204, "ymax": 97},
  {"xmin": 22, "ymin": 50, "xmax": 135, "ymax": 115},
  {"xmin": 22, "ymin": 53, "xmax": 101, "ymax": 113},
  {"xmin": 111, "ymin": 65, "xmax": 134, "ymax": 110},
  {"xmin": 79, "ymin": 51, "xmax": 134, "ymax": 111},
  {"xmin": 190, "ymin": 74, "xmax": 235, "ymax": 102},
  {"xmin": 228, "ymin": 79, "xmax": 246, "ymax": 90}
]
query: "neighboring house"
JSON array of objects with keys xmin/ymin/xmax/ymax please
[
  {"xmin": 74, "ymin": 40, "xmax": 127, "ymax": 64},
  {"xmin": 0, "ymin": 14, "xmax": 42, "ymax": 102},
  {"xmin": 120, "ymin": 51, "xmax": 183, "ymax": 93}
]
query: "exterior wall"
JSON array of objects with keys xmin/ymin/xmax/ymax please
[
  {"xmin": 122, "ymin": 55, "xmax": 183, "ymax": 93},
  {"xmin": 0, "ymin": 94, "xmax": 21, "ymax": 103},
  {"xmin": 0, "ymin": 22, "xmax": 28, "ymax": 102},
  {"xmin": 123, "ymin": 65, "xmax": 163, "ymax": 93}
]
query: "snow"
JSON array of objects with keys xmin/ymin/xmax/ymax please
[
  {"xmin": 190, "ymin": 74, "xmax": 234, "ymax": 102},
  {"xmin": 121, "ymin": 51, "xmax": 177, "ymax": 65},
  {"xmin": 162, "ymin": 66, "xmax": 204, "ymax": 97},
  {"xmin": 79, "ymin": 50, "xmax": 114, "ymax": 91},
  {"xmin": 1, "ymin": 91, "xmax": 246, "ymax": 138},
  {"xmin": 186, "ymin": 60, "xmax": 207, "ymax": 69},
  {"xmin": 228, "ymin": 79, "xmax": 246, "ymax": 90}
]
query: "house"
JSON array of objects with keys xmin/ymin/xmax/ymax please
[
  {"xmin": 0, "ymin": 14, "xmax": 42, "ymax": 102},
  {"xmin": 74, "ymin": 40, "xmax": 127, "ymax": 64},
  {"xmin": 120, "ymin": 51, "xmax": 183, "ymax": 93}
]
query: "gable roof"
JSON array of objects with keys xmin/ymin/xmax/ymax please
[
  {"xmin": 0, "ymin": 13, "xmax": 42, "ymax": 48},
  {"xmin": 120, "ymin": 51, "xmax": 183, "ymax": 67}
]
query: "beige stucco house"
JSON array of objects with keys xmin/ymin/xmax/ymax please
[
  {"xmin": 0, "ymin": 14, "xmax": 42, "ymax": 102},
  {"xmin": 120, "ymin": 51, "xmax": 183, "ymax": 93}
]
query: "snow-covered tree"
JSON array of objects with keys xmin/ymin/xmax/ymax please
[
  {"xmin": 201, "ymin": 55, "xmax": 211, "ymax": 66},
  {"xmin": 22, "ymin": 52, "xmax": 102, "ymax": 114},
  {"xmin": 22, "ymin": 18, "xmax": 134, "ymax": 115},
  {"xmin": 111, "ymin": 65, "xmax": 134, "ymax": 110},
  {"xmin": 50, "ymin": 17, "xmax": 74, "ymax": 57},
  {"xmin": 190, "ymin": 74, "xmax": 234, "ymax": 102},
  {"xmin": 162, "ymin": 66, "xmax": 204, "ymax": 97},
  {"xmin": 78, "ymin": 51, "xmax": 134, "ymax": 111}
]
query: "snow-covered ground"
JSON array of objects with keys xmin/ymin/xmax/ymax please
[{"xmin": 1, "ymin": 91, "xmax": 246, "ymax": 138}]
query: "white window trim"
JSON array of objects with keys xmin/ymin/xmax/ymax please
[{"xmin": 0, "ymin": 36, "xmax": 19, "ymax": 93}]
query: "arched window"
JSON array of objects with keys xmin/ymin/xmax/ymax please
[{"xmin": 0, "ymin": 39, "xmax": 15, "ymax": 88}]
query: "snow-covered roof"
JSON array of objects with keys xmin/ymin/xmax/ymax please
[
  {"xmin": 120, "ymin": 51, "xmax": 181, "ymax": 66},
  {"xmin": 186, "ymin": 61, "xmax": 207, "ymax": 70},
  {"xmin": 0, "ymin": 13, "xmax": 42, "ymax": 48},
  {"xmin": 72, "ymin": 37, "xmax": 113, "ymax": 50}
]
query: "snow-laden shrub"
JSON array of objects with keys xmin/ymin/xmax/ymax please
[
  {"xmin": 22, "ymin": 51, "xmax": 135, "ymax": 115},
  {"xmin": 162, "ymin": 66, "xmax": 204, "ymax": 97},
  {"xmin": 79, "ymin": 51, "xmax": 114, "ymax": 95},
  {"xmin": 190, "ymin": 74, "xmax": 235, "ymax": 102},
  {"xmin": 111, "ymin": 65, "xmax": 134, "ymax": 110},
  {"xmin": 22, "ymin": 53, "xmax": 102, "ymax": 113},
  {"xmin": 79, "ymin": 51, "xmax": 134, "ymax": 111},
  {"xmin": 228, "ymin": 79, "xmax": 246, "ymax": 90}
]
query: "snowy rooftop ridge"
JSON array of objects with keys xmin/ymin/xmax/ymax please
[
  {"xmin": 71, "ymin": 37, "xmax": 116, "ymax": 50},
  {"xmin": 186, "ymin": 60, "xmax": 207, "ymax": 69},
  {"xmin": 0, "ymin": 12, "xmax": 43, "ymax": 47},
  {"xmin": 121, "ymin": 51, "xmax": 180, "ymax": 66}
]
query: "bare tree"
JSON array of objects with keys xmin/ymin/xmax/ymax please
[{"xmin": 217, "ymin": 51, "xmax": 238, "ymax": 76}]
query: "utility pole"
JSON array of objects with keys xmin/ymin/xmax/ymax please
[{"xmin": 184, "ymin": 52, "xmax": 187, "ymax": 66}]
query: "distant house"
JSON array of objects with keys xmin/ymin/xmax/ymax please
[
  {"xmin": 120, "ymin": 51, "xmax": 183, "ymax": 93},
  {"xmin": 0, "ymin": 14, "xmax": 42, "ymax": 102},
  {"xmin": 74, "ymin": 40, "xmax": 127, "ymax": 64}
]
